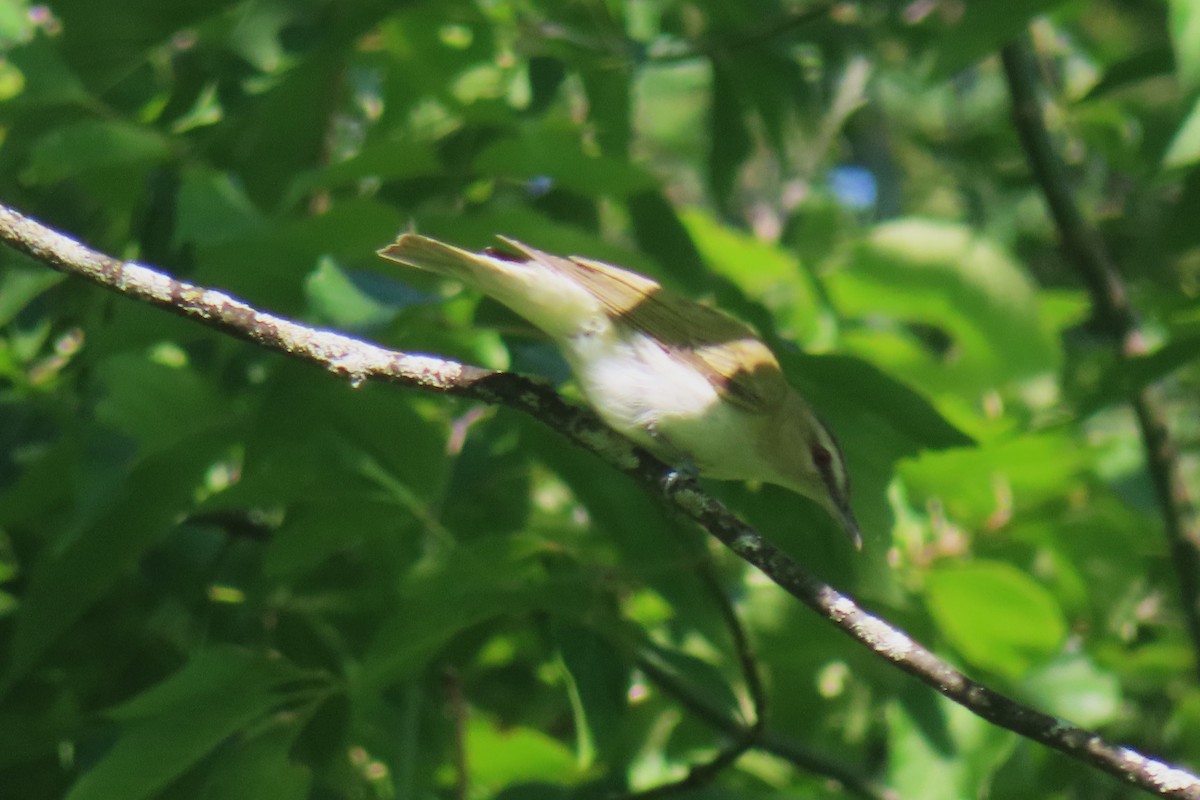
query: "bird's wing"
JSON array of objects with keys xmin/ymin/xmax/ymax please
[{"xmin": 496, "ymin": 238, "xmax": 788, "ymax": 414}]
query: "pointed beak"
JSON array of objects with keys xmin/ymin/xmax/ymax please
[{"xmin": 837, "ymin": 504, "xmax": 863, "ymax": 551}]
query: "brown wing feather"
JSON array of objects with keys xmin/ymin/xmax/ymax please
[{"xmin": 494, "ymin": 238, "xmax": 787, "ymax": 413}]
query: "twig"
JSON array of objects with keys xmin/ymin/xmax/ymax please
[
  {"xmin": 618, "ymin": 558, "xmax": 768, "ymax": 799},
  {"xmin": 697, "ymin": 559, "xmax": 767, "ymax": 731},
  {"xmin": 633, "ymin": 653, "xmax": 893, "ymax": 800},
  {"xmin": 442, "ymin": 668, "xmax": 469, "ymax": 800},
  {"xmin": 619, "ymin": 732, "xmax": 756, "ymax": 800},
  {"xmin": 1, "ymin": 203, "xmax": 1198, "ymax": 798},
  {"xmin": 1001, "ymin": 38, "xmax": 1200, "ymax": 677}
]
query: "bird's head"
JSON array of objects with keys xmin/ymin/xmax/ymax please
[{"xmin": 767, "ymin": 394, "xmax": 861, "ymax": 549}]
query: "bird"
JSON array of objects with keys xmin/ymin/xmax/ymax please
[{"xmin": 378, "ymin": 233, "xmax": 861, "ymax": 548}]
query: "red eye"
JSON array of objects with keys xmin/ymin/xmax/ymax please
[{"xmin": 812, "ymin": 445, "xmax": 833, "ymax": 468}]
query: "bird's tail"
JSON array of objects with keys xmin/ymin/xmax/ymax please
[
  {"xmin": 378, "ymin": 234, "xmax": 499, "ymax": 284},
  {"xmin": 377, "ymin": 233, "xmax": 599, "ymax": 338}
]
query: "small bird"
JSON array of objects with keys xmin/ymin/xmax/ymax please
[{"xmin": 378, "ymin": 234, "xmax": 861, "ymax": 548}]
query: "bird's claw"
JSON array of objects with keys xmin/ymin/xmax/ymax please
[{"xmin": 662, "ymin": 459, "xmax": 700, "ymax": 492}]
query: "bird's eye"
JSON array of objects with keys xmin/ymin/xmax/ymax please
[{"xmin": 812, "ymin": 445, "xmax": 833, "ymax": 468}]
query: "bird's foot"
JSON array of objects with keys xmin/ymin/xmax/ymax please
[{"xmin": 662, "ymin": 459, "xmax": 700, "ymax": 493}]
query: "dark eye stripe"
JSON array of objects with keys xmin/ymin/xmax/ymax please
[
  {"xmin": 812, "ymin": 445, "xmax": 833, "ymax": 467},
  {"xmin": 812, "ymin": 420, "xmax": 850, "ymax": 499}
]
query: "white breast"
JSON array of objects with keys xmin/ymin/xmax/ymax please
[{"xmin": 561, "ymin": 330, "xmax": 772, "ymax": 481}]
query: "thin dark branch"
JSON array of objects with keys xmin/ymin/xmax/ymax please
[
  {"xmin": 618, "ymin": 558, "xmax": 770, "ymax": 799},
  {"xmin": 442, "ymin": 668, "xmax": 469, "ymax": 800},
  {"xmin": 617, "ymin": 730, "xmax": 757, "ymax": 800},
  {"xmin": 697, "ymin": 559, "xmax": 767, "ymax": 731},
  {"xmin": 646, "ymin": 3, "xmax": 834, "ymax": 63},
  {"xmin": 1001, "ymin": 38, "xmax": 1200, "ymax": 676},
  {"xmin": 1, "ymin": 203, "xmax": 1198, "ymax": 799},
  {"xmin": 634, "ymin": 653, "xmax": 894, "ymax": 800}
]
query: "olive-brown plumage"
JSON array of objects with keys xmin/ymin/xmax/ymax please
[{"xmin": 379, "ymin": 234, "xmax": 860, "ymax": 547}]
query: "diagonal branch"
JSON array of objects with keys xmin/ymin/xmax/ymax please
[
  {"xmin": 634, "ymin": 651, "xmax": 896, "ymax": 800},
  {"xmin": 1, "ymin": 203, "xmax": 1198, "ymax": 798},
  {"xmin": 620, "ymin": 558, "xmax": 769, "ymax": 799},
  {"xmin": 1001, "ymin": 38, "xmax": 1200, "ymax": 676}
]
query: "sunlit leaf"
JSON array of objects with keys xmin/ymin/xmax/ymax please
[
  {"xmin": 926, "ymin": 561, "xmax": 1068, "ymax": 679},
  {"xmin": 1170, "ymin": 0, "xmax": 1200, "ymax": 92},
  {"xmin": 887, "ymin": 688, "xmax": 1017, "ymax": 799},
  {"xmin": 833, "ymin": 219, "xmax": 1060, "ymax": 394},
  {"xmin": 467, "ymin": 715, "xmax": 582, "ymax": 789},
  {"xmin": 1163, "ymin": 95, "xmax": 1200, "ymax": 169},
  {"xmin": 1017, "ymin": 653, "xmax": 1120, "ymax": 728}
]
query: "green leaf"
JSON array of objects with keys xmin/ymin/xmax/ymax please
[
  {"xmin": 1016, "ymin": 653, "xmax": 1120, "ymax": 728},
  {"xmin": 930, "ymin": 0, "xmax": 1070, "ymax": 78},
  {"xmin": 1085, "ymin": 334, "xmax": 1200, "ymax": 411},
  {"xmin": 678, "ymin": 208, "xmax": 824, "ymax": 344},
  {"xmin": 208, "ymin": 0, "xmax": 290, "ymax": 73},
  {"xmin": 250, "ymin": 367, "xmax": 451, "ymax": 505},
  {"xmin": 553, "ymin": 623, "xmax": 629, "ymax": 765},
  {"xmin": 925, "ymin": 560, "xmax": 1067, "ymax": 679},
  {"xmin": 173, "ymin": 168, "xmax": 266, "ymax": 248},
  {"xmin": 210, "ymin": 51, "xmax": 350, "ymax": 206},
  {"xmin": 516, "ymin": 416, "xmax": 725, "ymax": 639},
  {"xmin": 0, "ymin": 0, "xmax": 32, "ymax": 47},
  {"xmin": 474, "ymin": 129, "xmax": 655, "ymax": 197},
  {"xmin": 4, "ymin": 429, "xmax": 230, "ymax": 685},
  {"xmin": 198, "ymin": 726, "xmax": 312, "ymax": 800},
  {"xmin": 0, "ymin": 57, "xmax": 24, "ymax": 102},
  {"xmin": 526, "ymin": 55, "xmax": 566, "ymax": 114},
  {"xmin": 639, "ymin": 643, "xmax": 744, "ymax": 727},
  {"xmin": 49, "ymin": 0, "xmax": 241, "ymax": 86},
  {"xmin": 887, "ymin": 688, "xmax": 1017, "ymax": 799},
  {"xmin": 304, "ymin": 257, "xmax": 400, "ymax": 330},
  {"xmin": 2, "ymin": 36, "xmax": 89, "ymax": 107},
  {"xmin": 22, "ymin": 120, "xmax": 172, "ymax": 184},
  {"xmin": 578, "ymin": 56, "xmax": 632, "ymax": 156},
  {"xmin": 66, "ymin": 648, "xmax": 310, "ymax": 800},
  {"xmin": 899, "ymin": 432, "xmax": 1086, "ymax": 527},
  {"xmin": 286, "ymin": 136, "xmax": 441, "ymax": 207},
  {"xmin": 0, "ymin": 266, "xmax": 63, "ymax": 327},
  {"xmin": 273, "ymin": 198, "xmax": 404, "ymax": 261},
  {"xmin": 1163, "ymin": 94, "xmax": 1200, "ymax": 169},
  {"xmin": 362, "ymin": 536, "xmax": 566, "ymax": 686},
  {"xmin": 93, "ymin": 353, "xmax": 232, "ymax": 454},
  {"xmin": 781, "ymin": 352, "xmax": 973, "ymax": 552},
  {"xmin": 440, "ymin": 413, "xmax": 533, "ymax": 540},
  {"xmin": 263, "ymin": 498, "xmax": 413, "ymax": 579},
  {"xmin": 833, "ymin": 219, "xmax": 1060, "ymax": 394},
  {"xmin": 1082, "ymin": 47, "xmax": 1174, "ymax": 101},
  {"xmin": 467, "ymin": 716, "xmax": 581, "ymax": 789},
  {"xmin": 708, "ymin": 59, "xmax": 753, "ymax": 202},
  {"xmin": 1170, "ymin": 0, "xmax": 1200, "ymax": 93}
]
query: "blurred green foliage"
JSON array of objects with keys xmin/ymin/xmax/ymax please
[{"xmin": 0, "ymin": 1, "xmax": 1197, "ymax": 798}]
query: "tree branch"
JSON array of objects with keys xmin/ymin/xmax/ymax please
[
  {"xmin": 619, "ymin": 558, "xmax": 769, "ymax": 799},
  {"xmin": 1001, "ymin": 38, "xmax": 1200, "ymax": 676},
  {"xmin": 633, "ymin": 652, "xmax": 896, "ymax": 800},
  {"xmin": 1, "ymin": 202, "xmax": 1198, "ymax": 798}
]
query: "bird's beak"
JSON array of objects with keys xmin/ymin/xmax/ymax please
[{"xmin": 837, "ymin": 504, "xmax": 863, "ymax": 551}]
